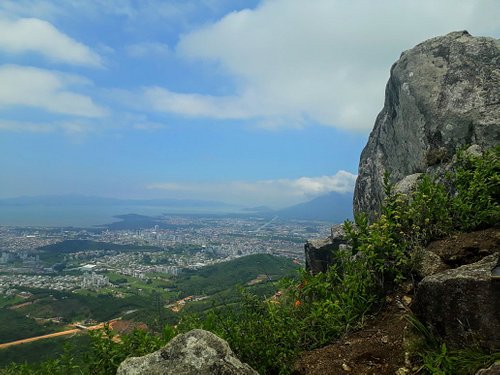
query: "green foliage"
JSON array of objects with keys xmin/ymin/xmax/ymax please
[
  {"xmin": 0, "ymin": 335, "xmax": 91, "ymax": 369},
  {"xmin": 191, "ymin": 249, "xmax": 381, "ymax": 373},
  {"xmin": 344, "ymin": 146, "xmax": 499, "ymax": 290},
  {"xmin": 17, "ymin": 289, "xmax": 151, "ymax": 322},
  {"xmin": 0, "ymin": 310, "xmax": 59, "ymax": 343},
  {"xmin": 408, "ymin": 315, "xmax": 500, "ymax": 375},
  {"xmin": 451, "ymin": 146, "xmax": 500, "ymax": 231},
  {"xmin": 199, "ymin": 290, "xmax": 301, "ymax": 374},
  {"xmin": 174, "ymin": 254, "xmax": 298, "ymax": 297}
]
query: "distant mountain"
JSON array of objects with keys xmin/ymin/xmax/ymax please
[
  {"xmin": 0, "ymin": 194, "xmax": 232, "ymax": 208},
  {"xmin": 241, "ymin": 205, "xmax": 273, "ymax": 213},
  {"xmin": 274, "ymin": 192, "xmax": 353, "ymax": 223}
]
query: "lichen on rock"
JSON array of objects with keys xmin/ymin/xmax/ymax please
[
  {"xmin": 354, "ymin": 31, "xmax": 500, "ymax": 219},
  {"xmin": 117, "ymin": 329, "xmax": 258, "ymax": 375}
]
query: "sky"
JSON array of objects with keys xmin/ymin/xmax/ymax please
[{"xmin": 0, "ymin": 0, "xmax": 498, "ymax": 208}]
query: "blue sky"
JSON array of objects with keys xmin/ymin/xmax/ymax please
[{"xmin": 0, "ymin": 0, "xmax": 498, "ymax": 207}]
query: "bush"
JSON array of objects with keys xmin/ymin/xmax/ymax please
[{"xmin": 451, "ymin": 146, "xmax": 500, "ymax": 231}]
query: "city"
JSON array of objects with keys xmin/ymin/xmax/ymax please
[{"xmin": 0, "ymin": 215, "xmax": 330, "ymax": 295}]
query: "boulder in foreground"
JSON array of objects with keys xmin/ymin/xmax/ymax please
[{"xmin": 117, "ymin": 329, "xmax": 258, "ymax": 375}]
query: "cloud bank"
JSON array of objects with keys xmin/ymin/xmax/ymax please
[
  {"xmin": 144, "ymin": 0, "xmax": 499, "ymax": 132},
  {"xmin": 147, "ymin": 171, "xmax": 357, "ymax": 207}
]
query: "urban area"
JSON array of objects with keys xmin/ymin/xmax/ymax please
[{"xmin": 0, "ymin": 215, "xmax": 330, "ymax": 295}]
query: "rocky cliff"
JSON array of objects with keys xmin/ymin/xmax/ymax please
[
  {"xmin": 354, "ymin": 31, "xmax": 499, "ymax": 218},
  {"xmin": 304, "ymin": 32, "xmax": 499, "ymax": 363}
]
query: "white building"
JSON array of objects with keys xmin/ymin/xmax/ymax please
[{"xmin": 82, "ymin": 272, "xmax": 110, "ymax": 290}]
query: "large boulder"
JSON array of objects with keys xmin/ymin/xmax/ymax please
[
  {"xmin": 412, "ymin": 255, "xmax": 500, "ymax": 350},
  {"xmin": 304, "ymin": 225, "xmax": 349, "ymax": 274},
  {"xmin": 354, "ymin": 31, "xmax": 500, "ymax": 218},
  {"xmin": 117, "ymin": 329, "xmax": 258, "ymax": 375}
]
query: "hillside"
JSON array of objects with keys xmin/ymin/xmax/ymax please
[{"xmin": 0, "ymin": 254, "xmax": 297, "ymax": 368}]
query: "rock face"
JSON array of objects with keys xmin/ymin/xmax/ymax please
[
  {"xmin": 354, "ymin": 31, "xmax": 500, "ymax": 218},
  {"xmin": 304, "ymin": 225, "xmax": 349, "ymax": 274},
  {"xmin": 413, "ymin": 255, "xmax": 500, "ymax": 350},
  {"xmin": 117, "ymin": 329, "xmax": 258, "ymax": 375}
]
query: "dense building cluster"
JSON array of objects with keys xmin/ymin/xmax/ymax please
[{"xmin": 0, "ymin": 216, "xmax": 330, "ymax": 294}]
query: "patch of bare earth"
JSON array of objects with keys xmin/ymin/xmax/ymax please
[
  {"xmin": 294, "ymin": 295, "xmax": 410, "ymax": 375},
  {"xmin": 426, "ymin": 227, "xmax": 499, "ymax": 267},
  {"xmin": 293, "ymin": 227, "xmax": 499, "ymax": 375}
]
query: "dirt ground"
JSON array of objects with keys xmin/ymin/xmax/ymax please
[
  {"xmin": 293, "ymin": 295, "xmax": 411, "ymax": 375},
  {"xmin": 294, "ymin": 227, "xmax": 500, "ymax": 375},
  {"xmin": 426, "ymin": 227, "xmax": 499, "ymax": 266}
]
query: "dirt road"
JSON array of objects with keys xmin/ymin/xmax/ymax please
[{"xmin": 0, "ymin": 319, "xmax": 119, "ymax": 349}]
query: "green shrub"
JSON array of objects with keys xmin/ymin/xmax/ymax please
[{"xmin": 451, "ymin": 146, "xmax": 500, "ymax": 231}]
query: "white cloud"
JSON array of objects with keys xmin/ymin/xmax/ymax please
[
  {"xmin": 0, "ymin": 18, "xmax": 102, "ymax": 66},
  {"xmin": 0, "ymin": 119, "xmax": 98, "ymax": 136},
  {"xmin": 0, "ymin": 65, "xmax": 107, "ymax": 117},
  {"xmin": 0, "ymin": 119, "xmax": 54, "ymax": 133},
  {"xmin": 144, "ymin": 87, "xmax": 256, "ymax": 119},
  {"xmin": 146, "ymin": 171, "xmax": 357, "ymax": 207},
  {"xmin": 142, "ymin": 0, "xmax": 499, "ymax": 132},
  {"xmin": 126, "ymin": 42, "xmax": 170, "ymax": 58},
  {"xmin": 0, "ymin": 1, "xmax": 63, "ymax": 20},
  {"xmin": 132, "ymin": 121, "xmax": 168, "ymax": 131}
]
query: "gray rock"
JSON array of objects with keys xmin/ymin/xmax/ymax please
[
  {"xmin": 305, "ymin": 224, "xmax": 349, "ymax": 274},
  {"xmin": 414, "ymin": 249, "xmax": 449, "ymax": 279},
  {"xmin": 464, "ymin": 144, "xmax": 484, "ymax": 158},
  {"xmin": 354, "ymin": 31, "xmax": 500, "ymax": 218},
  {"xmin": 117, "ymin": 329, "xmax": 258, "ymax": 375},
  {"xmin": 413, "ymin": 255, "xmax": 500, "ymax": 350},
  {"xmin": 476, "ymin": 362, "xmax": 500, "ymax": 375},
  {"xmin": 394, "ymin": 173, "xmax": 423, "ymax": 196}
]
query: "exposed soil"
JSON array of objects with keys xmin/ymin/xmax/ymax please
[
  {"xmin": 109, "ymin": 319, "xmax": 148, "ymax": 335},
  {"xmin": 294, "ymin": 227, "xmax": 500, "ymax": 375},
  {"xmin": 293, "ymin": 294, "xmax": 411, "ymax": 375},
  {"xmin": 426, "ymin": 227, "xmax": 500, "ymax": 267}
]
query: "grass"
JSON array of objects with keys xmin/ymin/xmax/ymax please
[{"xmin": 407, "ymin": 315, "xmax": 500, "ymax": 374}]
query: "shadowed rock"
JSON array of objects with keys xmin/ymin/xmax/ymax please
[
  {"xmin": 475, "ymin": 362, "xmax": 500, "ymax": 375},
  {"xmin": 413, "ymin": 255, "xmax": 500, "ymax": 350},
  {"xmin": 305, "ymin": 225, "xmax": 349, "ymax": 274}
]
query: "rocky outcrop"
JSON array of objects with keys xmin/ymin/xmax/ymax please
[
  {"xmin": 304, "ymin": 225, "xmax": 349, "ymax": 274},
  {"xmin": 117, "ymin": 329, "xmax": 258, "ymax": 375},
  {"xmin": 414, "ymin": 249, "xmax": 449, "ymax": 279},
  {"xmin": 425, "ymin": 227, "xmax": 500, "ymax": 267},
  {"xmin": 413, "ymin": 255, "xmax": 500, "ymax": 350},
  {"xmin": 415, "ymin": 227, "xmax": 500, "ymax": 278},
  {"xmin": 476, "ymin": 362, "xmax": 500, "ymax": 375},
  {"xmin": 354, "ymin": 31, "xmax": 500, "ymax": 218}
]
